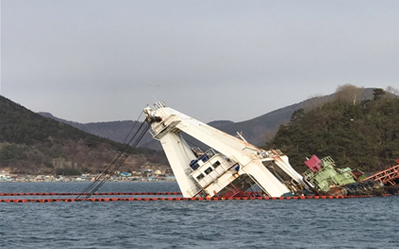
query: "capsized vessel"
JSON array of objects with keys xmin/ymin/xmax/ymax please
[{"xmin": 143, "ymin": 102, "xmax": 311, "ymax": 198}]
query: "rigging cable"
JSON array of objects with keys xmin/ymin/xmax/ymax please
[
  {"xmin": 76, "ymin": 111, "xmax": 150, "ymax": 200},
  {"xmin": 77, "ymin": 122, "xmax": 150, "ymax": 199},
  {"xmin": 84, "ymin": 123, "xmax": 150, "ymax": 197},
  {"xmin": 76, "ymin": 111, "xmax": 144, "ymax": 199},
  {"xmin": 78, "ymin": 121, "xmax": 149, "ymax": 199}
]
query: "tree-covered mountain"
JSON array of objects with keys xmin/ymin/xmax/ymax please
[
  {"xmin": 39, "ymin": 95, "xmax": 335, "ymax": 150},
  {"xmin": 4, "ymin": 85, "xmax": 396, "ymax": 176},
  {"xmin": 0, "ymin": 95, "xmax": 167, "ymax": 175},
  {"xmin": 38, "ymin": 88, "xmax": 381, "ymax": 150},
  {"xmin": 265, "ymin": 88, "xmax": 399, "ymax": 173},
  {"xmin": 38, "ymin": 112, "xmax": 156, "ymax": 149}
]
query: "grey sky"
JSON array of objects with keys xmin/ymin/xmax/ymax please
[{"xmin": 1, "ymin": 0, "xmax": 399, "ymax": 123}]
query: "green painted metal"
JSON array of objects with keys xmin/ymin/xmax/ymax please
[{"xmin": 303, "ymin": 156, "xmax": 356, "ymax": 193}]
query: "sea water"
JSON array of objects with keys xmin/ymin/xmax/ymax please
[{"xmin": 1, "ymin": 182, "xmax": 399, "ymax": 249}]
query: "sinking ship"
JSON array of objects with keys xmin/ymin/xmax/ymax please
[
  {"xmin": 144, "ymin": 102, "xmax": 312, "ymax": 198},
  {"xmin": 143, "ymin": 102, "xmax": 399, "ymax": 198}
]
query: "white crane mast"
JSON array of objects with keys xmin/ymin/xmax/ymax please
[{"xmin": 144, "ymin": 102, "xmax": 309, "ymax": 198}]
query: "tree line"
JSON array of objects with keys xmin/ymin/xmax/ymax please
[
  {"xmin": 0, "ymin": 95, "xmax": 167, "ymax": 175},
  {"xmin": 265, "ymin": 85, "xmax": 399, "ymax": 173}
]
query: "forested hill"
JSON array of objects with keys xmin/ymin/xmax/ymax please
[
  {"xmin": 0, "ymin": 95, "xmax": 167, "ymax": 175},
  {"xmin": 266, "ymin": 88, "xmax": 399, "ymax": 173},
  {"xmin": 38, "ymin": 88, "xmax": 381, "ymax": 150},
  {"xmin": 39, "ymin": 95, "xmax": 332, "ymax": 150},
  {"xmin": 38, "ymin": 112, "xmax": 155, "ymax": 149}
]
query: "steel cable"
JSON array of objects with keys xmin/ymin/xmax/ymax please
[
  {"xmin": 84, "ymin": 123, "xmax": 150, "ymax": 197},
  {"xmin": 76, "ymin": 114, "xmax": 144, "ymax": 199},
  {"xmin": 76, "ymin": 112, "xmax": 150, "ymax": 200}
]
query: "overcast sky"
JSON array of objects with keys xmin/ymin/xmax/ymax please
[{"xmin": 1, "ymin": 0, "xmax": 399, "ymax": 123}]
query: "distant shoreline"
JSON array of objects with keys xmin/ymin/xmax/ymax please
[{"xmin": 0, "ymin": 176, "xmax": 176, "ymax": 183}]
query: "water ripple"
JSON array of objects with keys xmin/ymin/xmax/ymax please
[{"xmin": 1, "ymin": 183, "xmax": 399, "ymax": 249}]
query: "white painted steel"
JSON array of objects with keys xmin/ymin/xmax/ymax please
[
  {"xmin": 144, "ymin": 103, "xmax": 307, "ymax": 197},
  {"xmin": 156, "ymin": 132, "xmax": 200, "ymax": 197}
]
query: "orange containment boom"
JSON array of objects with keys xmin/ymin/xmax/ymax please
[
  {"xmin": 0, "ymin": 192, "xmax": 181, "ymax": 196},
  {"xmin": 0, "ymin": 194, "xmax": 392, "ymax": 203}
]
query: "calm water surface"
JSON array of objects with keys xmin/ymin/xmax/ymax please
[{"xmin": 1, "ymin": 182, "xmax": 398, "ymax": 249}]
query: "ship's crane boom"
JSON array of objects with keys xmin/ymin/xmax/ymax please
[{"xmin": 144, "ymin": 102, "xmax": 309, "ymax": 198}]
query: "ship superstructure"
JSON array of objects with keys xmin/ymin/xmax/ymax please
[{"xmin": 144, "ymin": 102, "xmax": 310, "ymax": 198}]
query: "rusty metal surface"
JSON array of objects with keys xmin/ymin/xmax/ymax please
[{"xmin": 362, "ymin": 160, "xmax": 399, "ymax": 186}]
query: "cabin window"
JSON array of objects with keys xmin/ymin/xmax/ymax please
[
  {"xmin": 262, "ymin": 161, "xmax": 292, "ymax": 182},
  {"xmin": 196, "ymin": 174, "xmax": 205, "ymax": 181},
  {"xmin": 212, "ymin": 161, "xmax": 221, "ymax": 168},
  {"xmin": 204, "ymin": 167, "xmax": 213, "ymax": 175}
]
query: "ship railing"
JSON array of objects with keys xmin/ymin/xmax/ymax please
[
  {"xmin": 149, "ymin": 128, "xmax": 156, "ymax": 137},
  {"xmin": 303, "ymin": 169, "xmax": 315, "ymax": 181},
  {"xmin": 320, "ymin": 156, "xmax": 335, "ymax": 167}
]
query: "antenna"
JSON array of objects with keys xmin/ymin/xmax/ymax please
[
  {"xmin": 152, "ymin": 95, "xmax": 160, "ymax": 103},
  {"xmin": 150, "ymin": 95, "xmax": 166, "ymax": 109}
]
